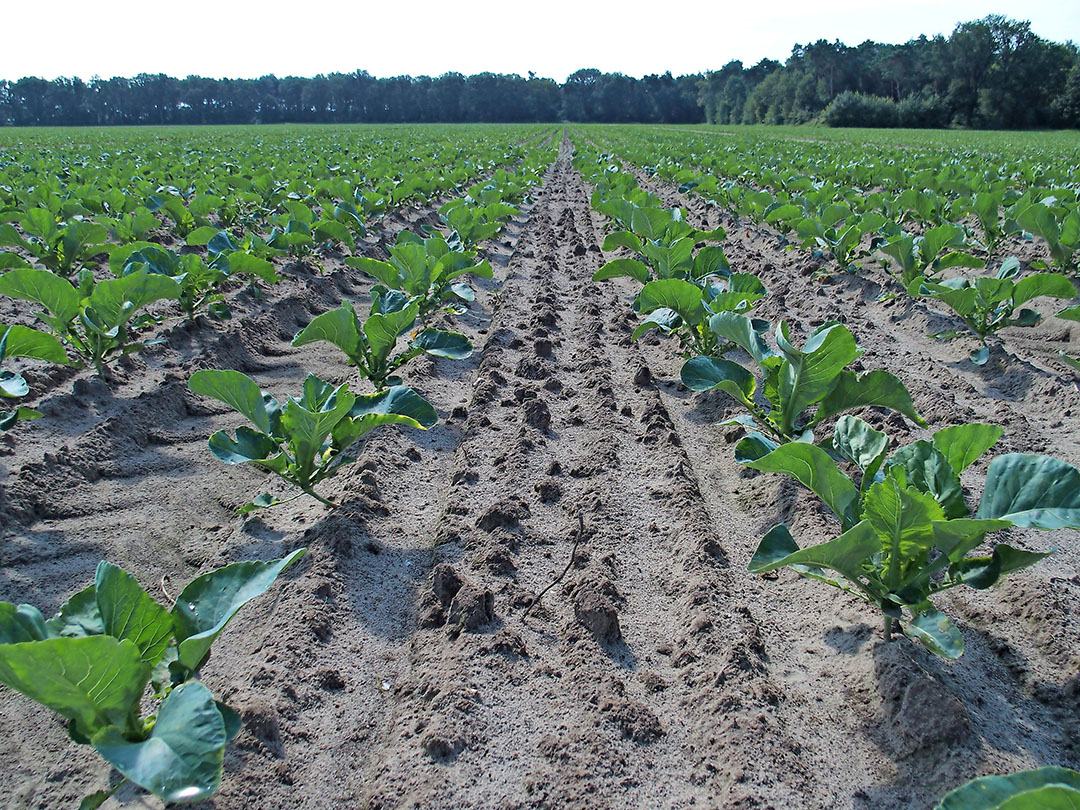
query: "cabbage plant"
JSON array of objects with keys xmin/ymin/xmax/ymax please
[
  {"xmin": 292, "ymin": 297, "xmax": 472, "ymax": 390},
  {"xmin": 110, "ymin": 243, "xmax": 232, "ymax": 322},
  {"xmin": 189, "ymin": 370, "xmax": 436, "ymax": 511},
  {"xmin": 681, "ymin": 314, "xmax": 926, "ymax": 444},
  {"xmin": 879, "ymin": 224, "xmax": 985, "ymax": 288},
  {"xmin": 345, "ymin": 229, "xmax": 492, "ymax": 320},
  {"xmin": 0, "ymin": 212, "xmax": 110, "ymax": 276},
  {"xmin": 1012, "ymin": 198, "xmax": 1080, "ymax": 272},
  {"xmin": 740, "ymin": 416, "xmax": 1080, "ymax": 658},
  {"xmin": 796, "ymin": 209, "xmax": 887, "ymax": 272},
  {"xmin": 0, "ymin": 266, "xmax": 180, "ymax": 378},
  {"xmin": 917, "ymin": 257, "xmax": 1077, "ymax": 364},
  {"xmin": 0, "ymin": 549, "xmax": 305, "ymax": 806},
  {"xmin": 631, "ymin": 275, "xmax": 766, "ymax": 357}
]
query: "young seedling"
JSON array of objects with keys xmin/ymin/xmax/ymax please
[
  {"xmin": 593, "ymin": 208, "xmax": 728, "ymax": 286},
  {"xmin": 147, "ymin": 193, "xmax": 196, "ymax": 238},
  {"xmin": 267, "ymin": 217, "xmax": 318, "ymax": 267},
  {"xmin": 796, "ymin": 209, "xmax": 887, "ymax": 273},
  {"xmin": 292, "ymin": 297, "xmax": 472, "ymax": 391},
  {"xmin": 681, "ymin": 313, "xmax": 926, "ymax": 444},
  {"xmin": 189, "ymin": 370, "xmax": 437, "ymax": 512},
  {"xmin": 111, "ymin": 243, "xmax": 232, "ymax": 322},
  {"xmin": 265, "ymin": 200, "xmax": 357, "ymax": 255},
  {"xmin": 0, "ymin": 266, "xmax": 180, "ymax": 378},
  {"xmin": 879, "ymin": 224, "xmax": 985, "ymax": 289},
  {"xmin": 740, "ymin": 416, "xmax": 1080, "ymax": 658},
  {"xmin": 631, "ymin": 275, "xmax": 766, "ymax": 358},
  {"xmin": 971, "ymin": 190, "xmax": 1005, "ymax": 255},
  {"xmin": 1012, "ymin": 198, "xmax": 1080, "ymax": 272},
  {"xmin": 346, "ymin": 229, "xmax": 493, "ymax": 320},
  {"xmin": 438, "ymin": 197, "xmax": 519, "ymax": 251},
  {"xmin": 917, "ymin": 257, "xmax": 1077, "ymax": 364},
  {"xmin": 202, "ymin": 230, "xmax": 281, "ymax": 295},
  {"xmin": 0, "ymin": 549, "xmax": 305, "ymax": 807},
  {"xmin": 100, "ymin": 206, "xmax": 159, "ymax": 244},
  {"xmin": 0, "ymin": 325, "xmax": 65, "ymax": 429},
  {"xmin": 0, "ymin": 212, "xmax": 110, "ymax": 276}
]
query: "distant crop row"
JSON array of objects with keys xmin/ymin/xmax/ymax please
[{"xmin": 0, "ymin": 126, "xmax": 551, "ymax": 425}]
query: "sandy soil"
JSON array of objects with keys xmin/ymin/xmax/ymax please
[{"xmin": 1, "ymin": 132, "xmax": 1078, "ymax": 810}]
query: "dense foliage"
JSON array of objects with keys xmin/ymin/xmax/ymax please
[
  {"xmin": 0, "ymin": 70, "xmax": 701, "ymax": 126},
  {"xmin": 699, "ymin": 15, "xmax": 1079, "ymax": 128},
  {"xmin": 588, "ymin": 123, "xmax": 1080, "ymax": 362},
  {"xmin": 0, "ymin": 125, "xmax": 549, "ymax": 385}
]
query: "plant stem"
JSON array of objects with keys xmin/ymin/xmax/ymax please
[
  {"xmin": 303, "ymin": 487, "xmax": 339, "ymax": 508},
  {"xmin": 883, "ymin": 615, "xmax": 894, "ymax": 641}
]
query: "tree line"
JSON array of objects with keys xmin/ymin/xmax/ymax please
[
  {"xmin": 0, "ymin": 70, "xmax": 700, "ymax": 127},
  {"xmin": 698, "ymin": 16, "xmax": 1080, "ymax": 128},
  {"xmin": 2, "ymin": 16, "xmax": 1077, "ymax": 129}
]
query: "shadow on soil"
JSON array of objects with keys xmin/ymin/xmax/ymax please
[{"xmin": 855, "ymin": 624, "xmax": 1075, "ymax": 810}]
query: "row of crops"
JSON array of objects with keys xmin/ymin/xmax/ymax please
[
  {"xmin": 0, "ymin": 124, "xmax": 556, "ymax": 806},
  {"xmin": 581, "ymin": 125, "xmax": 1080, "ymax": 367},
  {"xmin": 568, "ymin": 128, "xmax": 1080, "ymax": 806},
  {"xmin": 0, "ymin": 125, "xmax": 550, "ymax": 415}
]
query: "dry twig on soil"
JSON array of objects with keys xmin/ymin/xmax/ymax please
[{"xmin": 523, "ymin": 512, "xmax": 584, "ymax": 619}]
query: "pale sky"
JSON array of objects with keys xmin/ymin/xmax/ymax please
[{"xmin": 1, "ymin": 0, "xmax": 1076, "ymax": 83}]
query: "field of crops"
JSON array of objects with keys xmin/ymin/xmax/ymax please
[{"xmin": 0, "ymin": 122, "xmax": 1078, "ymax": 809}]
